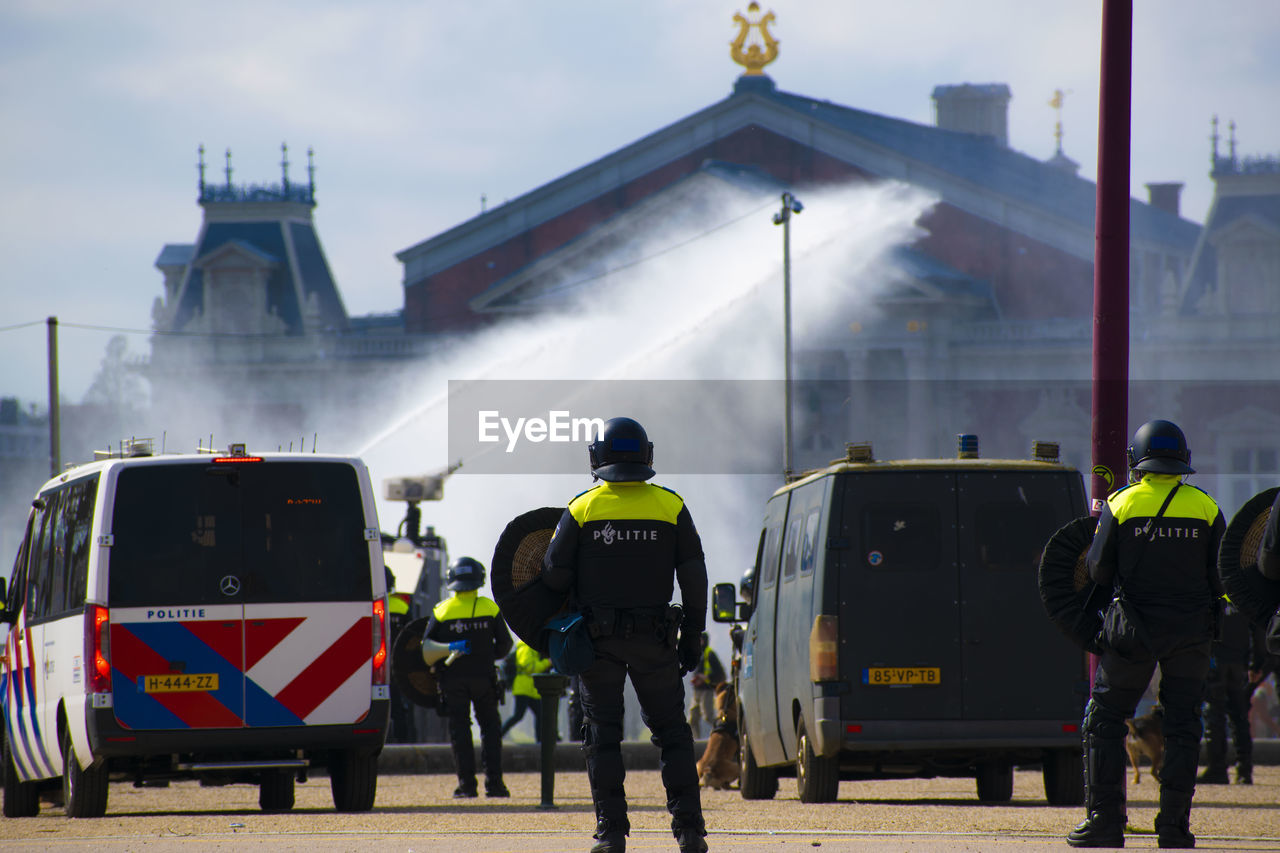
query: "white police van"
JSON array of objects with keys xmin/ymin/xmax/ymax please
[{"xmin": 1, "ymin": 441, "xmax": 390, "ymax": 817}]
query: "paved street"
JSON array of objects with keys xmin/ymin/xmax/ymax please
[{"xmin": 2, "ymin": 763, "xmax": 1277, "ymax": 852}]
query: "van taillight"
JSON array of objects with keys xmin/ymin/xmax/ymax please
[
  {"xmin": 371, "ymin": 600, "xmax": 388, "ymax": 685},
  {"xmin": 809, "ymin": 614, "xmax": 838, "ymax": 682},
  {"xmin": 86, "ymin": 605, "xmax": 112, "ymax": 692}
]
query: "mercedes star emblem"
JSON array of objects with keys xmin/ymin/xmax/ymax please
[{"xmin": 219, "ymin": 575, "xmax": 241, "ymax": 596}]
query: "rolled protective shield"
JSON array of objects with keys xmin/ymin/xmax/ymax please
[
  {"xmin": 1037, "ymin": 516, "xmax": 1106, "ymax": 653},
  {"xmin": 489, "ymin": 506, "xmax": 570, "ymax": 655},
  {"xmin": 1218, "ymin": 486, "xmax": 1280, "ymax": 624},
  {"xmin": 390, "ymin": 616, "xmax": 439, "ymax": 708}
]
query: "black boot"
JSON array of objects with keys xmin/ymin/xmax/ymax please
[
  {"xmin": 1194, "ymin": 765, "xmax": 1228, "ymax": 784},
  {"xmin": 1069, "ymin": 710, "xmax": 1127, "ymax": 848},
  {"xmin": 590, "ymin": 817, "xmax": 629, "ymax": 853},
  {"xmin": 677, "ymin": 829, "xmax": 709, "ymax": 853},
  {"xmin": 1068, "ymin": 811, "xmax": 1126, "ymax": 848},
  {"xmin": 1155, "ymin": 788, "xmax": 1195, "ymax": 848},
  {"xmin": 674, "ymin": 815, "xmax": 709, "ymax": 853}
]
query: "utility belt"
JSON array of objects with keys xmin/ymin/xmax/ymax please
[{"xmin": 585, "ymin": 604, "xmax": 681, "ymax": 647}]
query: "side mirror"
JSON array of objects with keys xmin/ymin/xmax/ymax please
[{"xmin": 711, "ymin": 583, "xmax": 747, "ymax": 623}]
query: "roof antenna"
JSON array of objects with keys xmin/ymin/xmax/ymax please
[
  {"xmin": 162, "ymin": 431, "xmax": 167, "ymax": 454},
  {"xmin": 313, "ymin": 432, "xmax": 318, "ymax": 453},
  {"xmin": 197, "ymin": 144, "xmax": 206, "ymax": 198},
  {"xmin": 224, "ymin": 149, "xmax": 233, "ymax": 189},
  {"xmin": 281, "ymin": 141, "xmax": 290, "ymax": 193},
  {"xmin": 1211, "ymin": 115, "xmax": 1220, "ymax": 172}
]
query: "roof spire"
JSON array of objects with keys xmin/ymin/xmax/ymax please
[
  {"xmin": 730, "ymin": 3, "xmax": 779, "ymax": 77},
  {"xmin": 1048, "ymin": 89, "xmax": 1070, "ymax": 155}
]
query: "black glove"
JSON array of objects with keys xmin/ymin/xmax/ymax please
[{"xmin": 677, "ymin": 628, "xmax": 701, "ymax": 675}]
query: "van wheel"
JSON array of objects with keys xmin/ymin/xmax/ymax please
[
  {"xmin": 975, "ymin": 760, "xmax": 1014, "ymax": 802},
  {"xmin": 61, "ymin": 727, "xmax": 108, "ymax": 818},
  {"xmin": 1042, "ymin": 749, "xmax": 1084, "ymax": 806},
  {"xmin": 795, "ymin": 717, "xmax": 838, "ymax": 804},
  {"xmin": 330, "ymin": 749, "xmax": 378, "ymax": 812},
  {"xmin": 3, "ymin": 735, "xmax": 39, "ymax": 818},
  {"xmin": 737, "ymin": 707, "xmax": 777, "ymax": 800},
  {"xmin": 259, "ymin": 770, "xmax": 295, "ymax": 812}
]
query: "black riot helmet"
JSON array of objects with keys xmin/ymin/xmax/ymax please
[
  {"xmin": 446, "ymin": 556, "xmax": 486, "ymax": 592},
  {"xmin": 1127, "ymin": 419, "xmax": 1195, "ymax": 475},
  {"xmin": 588, "ymin": 417, "xmax": 655, "ymax": 482},
  {"xmin": 740, "ymin": 563, "xmax": 757, "ymax": 603}
]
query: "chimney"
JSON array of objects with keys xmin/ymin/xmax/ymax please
[
  {"xmin": 1145, "ymin": 182, "xmax": 1183, "ymax": 217},
  {"xmin": 932, "ymin": 83, "xmax": 1012, "ymax": 147}
]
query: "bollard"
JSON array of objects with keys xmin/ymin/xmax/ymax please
[{"xmin": 531, "ymin": 672, "xmax": 570, "ymax": 810}]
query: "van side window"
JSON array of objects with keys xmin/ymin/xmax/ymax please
[
  {"xmin": 25, "ymin": 493, "xmax": 58, "ymax": 618},
  {"xmin": 799, "ymin": 507, "xmax": 821, "ymax": 575},
  {"xmin": 46, "ymin": 485, "xmax": 71, "ymax": 614},
  {"xmin": 65, "ymin": 477, "xmax": 99, "ymax": 610},
  {"xmin": 759, "ymin": 520, "xmax": 783, "ymax": 588},
  {"xmin": 975, "ymin": 501, "xmax": 1056, "ymax": 572},
  {"xmin": 861, "ymin": 504, "xmax": 940, "ymax": 571},
  {"xmin": 782, "ymin": 516, "xmax": 803, "ymax": 580},
  {"xmin": 7, "ymin": 514, "xmax": 33, "ymax": 616}
]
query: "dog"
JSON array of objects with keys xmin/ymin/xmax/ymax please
[
  {"xmin": 696, "ymin": 682, "xmax": 741, "ymax": 790},
  {"xmin": 1124, "ymin": 706, "xmax": 1165, "ymax": 784}
]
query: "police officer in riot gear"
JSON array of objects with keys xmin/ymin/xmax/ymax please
[
  {"xmin": 542, "ymin": 417, "xmax": 709, "ymax": 853},
  {"xmin": 1069, "ymin": 420, "xmax": 1225, "ymax": 849},
  {"xmin": 424, "ymin": 557, "xmax": 514, "ymax": 798}
]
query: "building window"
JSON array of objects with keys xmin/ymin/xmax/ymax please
[{"xmin": 1227, "ymin": 445, "xmax": 1279, "ymax": 516}]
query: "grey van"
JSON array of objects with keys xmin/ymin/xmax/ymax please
[{"xmin": 714, "ymin": 439, "xmax": 1087, "ymax": 804}]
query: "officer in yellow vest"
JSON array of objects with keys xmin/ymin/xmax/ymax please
[
  {"xmin": 542, "ymin": 417, "xmax": 709, "ymax": 853},
  {"xmin": 385, "ymin": 566, "xmax": 414, "ymax": 742},
  {"xmin": 424, "ymin": 557, "xmax": 513, "ymax": 798},
  {"xmin": 500, "ymin": 641, "xmax": 552, "ymax": 740},
  {"xmin": 1068, "ymin": 420, "xmax": 1224, "ymax": 849}
]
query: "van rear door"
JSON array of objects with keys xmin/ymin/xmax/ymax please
[
  {"xmin": 106, "ymin": 459, "xmax": 375, "ymax": 731},
  {"xmin": 108, "ymin": 462, "xmax": 249, "ymax": 730},
  {"xmin": 955, "ymin": 470, "xmax": 1084, "ymax": 719},
  {"xmin": 238, "ymin": 462, "xmax": 373, "ymax": 727},
  {"xmin": 836, "ymin": 471, "xmax": 964, "ymax": 720}
]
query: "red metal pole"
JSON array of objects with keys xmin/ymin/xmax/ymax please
[
  {"xmin": 1091, "ymin": 0, "xmax": 1131, "ymax": 515},
  {"xmin": 1089, "ymin": 0, "xmax": 1132, "ymax": 682}
]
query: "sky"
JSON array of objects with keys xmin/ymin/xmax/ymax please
[{"xmin": 1, "ymin": 0, "xmax": 1278, "ymax": 406}]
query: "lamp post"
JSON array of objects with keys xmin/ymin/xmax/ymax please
[{"xmin": 772, "ymin": 192, "xmax": 803, "ymax": 481}]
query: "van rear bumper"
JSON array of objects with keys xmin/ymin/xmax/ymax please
[
  {"xmin": 814, "ymin": 698, "xmax": 1079, "ymax": 758},
  {"xmin": 86, "ymin": 702, "xmax": 389, "ymax": 760}
]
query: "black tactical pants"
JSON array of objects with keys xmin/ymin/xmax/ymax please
[
  {"xmin": 579, "ymin": 631, "xmax": 703, "ymax": 837},
  {"xmin": 1085, "ymin": 638, "xmax": 1211, "ymax": 813},
  {"xmin": 439, "ymin": 674, "xmax": 504, "ymax": 790},
  {"xmin": 1202, "ymin": 658, "xmax": 1252, "ymax": 774}
]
